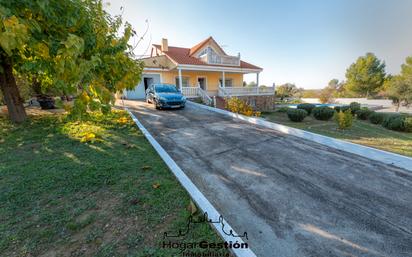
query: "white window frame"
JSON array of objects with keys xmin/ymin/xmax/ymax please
[
  {"xmin": 175, "ymin": 76, "xmax": 190, "ymax": 87},
  {"xmin": 219, "ymin": 78, "xmax": 233, "ymax": 87}
]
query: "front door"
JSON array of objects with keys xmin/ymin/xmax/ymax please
[
  {"xmin": 198, "ymin": 77, "xmax": 206, "ymax": 90},
  {"xmin": 144, "ymin": 77, "xmax": 154, "ymax": 92}
]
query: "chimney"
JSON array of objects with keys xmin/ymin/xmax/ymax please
[{"xmin": 161, "ymin": 38, "xmax": 168, "ymax": 52}]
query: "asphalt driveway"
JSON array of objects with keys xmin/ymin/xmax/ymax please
[{"xmin": 125, "ymin": 100, "xmax": 412, "ymax": 257}]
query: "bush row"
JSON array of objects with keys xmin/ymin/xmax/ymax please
[
  {"xmin": 280, "ymin": 102, "xmax": 411, "ymax": 133},
  {"xmin": 357, "ymin": 109, "xmax": 411, "ymax": 132},
  {"xmin": 371, "ymin": 113, "xmax": 412, "ymax": 132},
  {"xmin": 297, "ymin": 103, "xmax": 316, "ymax": 115}
]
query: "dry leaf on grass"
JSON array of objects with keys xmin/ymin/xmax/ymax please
[
  {"xmin": 141, "ymin": 165, "xmax": 151, "ymax": 171},
  {"xmin": 152, "ymin": 183, "xmax": 160, "ymax": 189},
  {"xmin": 187, "ymin": 200, "xmax": 198, "ymax": 215}
]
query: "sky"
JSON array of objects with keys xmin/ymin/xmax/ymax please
[{"xmin": 105, "ymin": 0, "xmax": 412, "ymax": 89}]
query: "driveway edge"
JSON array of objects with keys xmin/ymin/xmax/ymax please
[
  {"xmin": 125, "ymin": 108, "xmax": 257, "ymax": 257},
  {"xmin": 187, "ymin": 101, "xmax": 412, "ymax": 172}
]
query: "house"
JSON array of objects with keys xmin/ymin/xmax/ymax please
[{"xmin": 124, "ymin": 37, "xmax": 275, "ymax": 110}]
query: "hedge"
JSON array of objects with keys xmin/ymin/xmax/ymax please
[
  {"xmin": 287, "ymin": 108, "xmax": 307, "ymax": 122},
  {"xmin": 369, "ymin": 112, "xmax": 388, "ymax": 124},
  {"xmin": 297, "ymin": 103, "xmax": 316, "ymax": 115},
  {"xmin": 355, "ymin": 108, "xmax": 373, "ymax": 120},
  {"xmin": 312, "ymin": 106, "xmax": 335, "ymax": 120}
]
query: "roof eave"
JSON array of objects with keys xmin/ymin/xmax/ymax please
[{"xmin": 176, "ymin": 64, "xmax": 263, "ymax": 73}]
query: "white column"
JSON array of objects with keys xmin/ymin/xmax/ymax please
[
  {"xmin": 256, "ymin": 72, "xmax": 260, "ymax": 87},
  {"xmin": 222, "ymin": 71, "xmax": 225, "ymax": 88},
  {"xmin": 178, "ymin": 68, "xmax": 183, "ymax": 90}
]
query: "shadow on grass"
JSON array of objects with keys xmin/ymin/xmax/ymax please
[{"xmin": 0, "ymin": 111, "xmax": 229, "ymax": 256}]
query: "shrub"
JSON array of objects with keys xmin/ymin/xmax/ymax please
[
  {"xmin": 382, "ymin": 114, "xmax": 407, "ymax": 131},
  {"xmin": 226, "ymin": 97, "xmax": 260, "ymax": 117},
  {"xmin": 334, "ymin": 105, "xmax": 351, "ymax": 113},
  {"xmin": 297, "ymin": 103, "xmax": 316, "ymax": 115},
  {"xmin": 312, "ymin": 106, "xmax": 335, "ymax": 120},
  {"xmin": 276, "ymin": 107, "xmax": 290, "ymax": 113},
  {"xmin": 334, "ymin": 109, "xmax": 353, "ymax": 129},
  {"xmin": 287, "ymin": 109, "xmax": 307, "ymax": 122},
  {"xmin": 349, "ymin": 102, "xmax": 361, "ymax": 114},
  {"xmin": 404, "ymin": 117, "xmax": 412, "ymax": 132},
  {"xmin": 355, "ymin": 108, "xmax": 373, "ymax": 120},
  {"xmin": 369, "ymin": 112, "xmax": 387, "ymax": 124}
]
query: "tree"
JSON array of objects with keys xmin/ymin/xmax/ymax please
[
  {"xmin": 276, "ymin": 83, "xmax": 298, "ymax": 100},
  {"xmin": 345, "ymin": 53, "xmax": 386, "ymax": 98},
  {"xmin": 301, "ymin": 89, "xmax": 321, "ymax": 98},
  {"xmin": 246, "ymin": 81, "xmax": 257, "ymax": 87},
  {"xmin": 319, "ymin": 89, "xmax": 334, "ymax": 104},
  {"xmin": 384, "ymin": 57, "xmax": 412, "ymax": 111},
  {"xmin": 318, "ymin": 79, "xmax": 343, "ymax": 103},
  {"xmin": 0, "ymin": 0, "xmax": 143, "ymax": 122}
]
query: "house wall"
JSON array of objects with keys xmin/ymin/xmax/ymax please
[{"xmin": 151, "ymin": 70, "xmax": 243, "ymax": 95}]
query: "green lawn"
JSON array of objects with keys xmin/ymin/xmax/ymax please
[
  {"xmin": 0, "ymin": 109, "xmax": 229, "ymax": 256},
  {"xmin": 262, "ymin": 111, "xmax": 412, "ymax": 157}
]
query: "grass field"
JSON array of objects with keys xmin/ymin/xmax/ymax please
[
  {"xmin": 262, "ymin": 111, "xmax": 412, "ymax": 157},
  {"xmin": 0, "ymin": 109, "xmax": 229, "ymax": 257}
]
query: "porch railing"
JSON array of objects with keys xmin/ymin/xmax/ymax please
[
  {"xmin": 181, "ymin": 86, "xmax": 213, "ymax": 106},
  {"xmin": 181, "ymin": 87, "xmax": 199, "ymax": 98},
  {"xmin": 218, "ymin": 86, "xmax": 274, "ymax": 97},
  {"xmin": 218, "ymin": 87, "xmax": 229, "ymax": 97},
  {"xmin": 198, "ymin": 87, "xmax": 213, "ymax": 106}
]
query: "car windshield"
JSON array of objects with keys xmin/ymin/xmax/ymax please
[{"xmin": 155, "ymin": 85, "xmax": 178, "ymax": 93}]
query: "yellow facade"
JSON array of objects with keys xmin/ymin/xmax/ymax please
[{"xmin": 155, "ymin": 70, "xmax": 243, "ymax": 95}]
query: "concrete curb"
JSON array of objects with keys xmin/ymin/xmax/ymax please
[
  {"xmin": 187, "ymin": 101, "xmax": 412, "ymax": 172},
  {"xmin": 125, "ymin": 108, "xmax": 257, "ymax": 257}
]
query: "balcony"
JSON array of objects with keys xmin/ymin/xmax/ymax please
[{"xmin": 200, "ymin": 52, "xmax": 240, "ymax": 66}]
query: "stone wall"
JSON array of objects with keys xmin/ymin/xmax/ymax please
[{"xmin": 237, "ymin": 95, "xmax": 275, "ymax": 111}]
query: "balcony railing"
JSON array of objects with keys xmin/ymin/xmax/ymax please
[
  {"xmin": 218, "ymin": 86, "xmax": 275, "ymax": 97},
  {"xmin": 200, "ymin": 53, "xmax": 240, "ymax": 66}
]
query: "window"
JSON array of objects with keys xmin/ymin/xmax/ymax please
[
  {"xmin": 175, "ymin": 77, "xmax": 189, "ymax": 87},
  {"xmin": 219, "ymin": 79, "xmax": 233, "ymax": 87},
  {"xmin": 198, "ymin": 47, "xmax": 209, "ymax": 56},
  {"xmin": 198, "ymin": 46, "xmax": 217, "ymax": 57}
]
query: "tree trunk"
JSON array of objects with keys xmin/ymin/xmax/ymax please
[
  {"xmin": 396, "ymin": 101, "xmax": 400, "ymax": 112},
  {"xmin": 0, "ymin": 54, "xmax": 27, "ymax": 123}
]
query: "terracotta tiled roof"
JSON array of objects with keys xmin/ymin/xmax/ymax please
[{"xmin": 152, "ymin": 40, "xmax": 262, "ymax": 70}]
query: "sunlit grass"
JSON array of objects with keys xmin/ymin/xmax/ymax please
[
  {"xmin": 0, "ymin": 110, "xmax": 228, "ymax": 256},
  {"xmin": 262, "ymin": 111, "xmax": 412, "ymax": 157}
]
